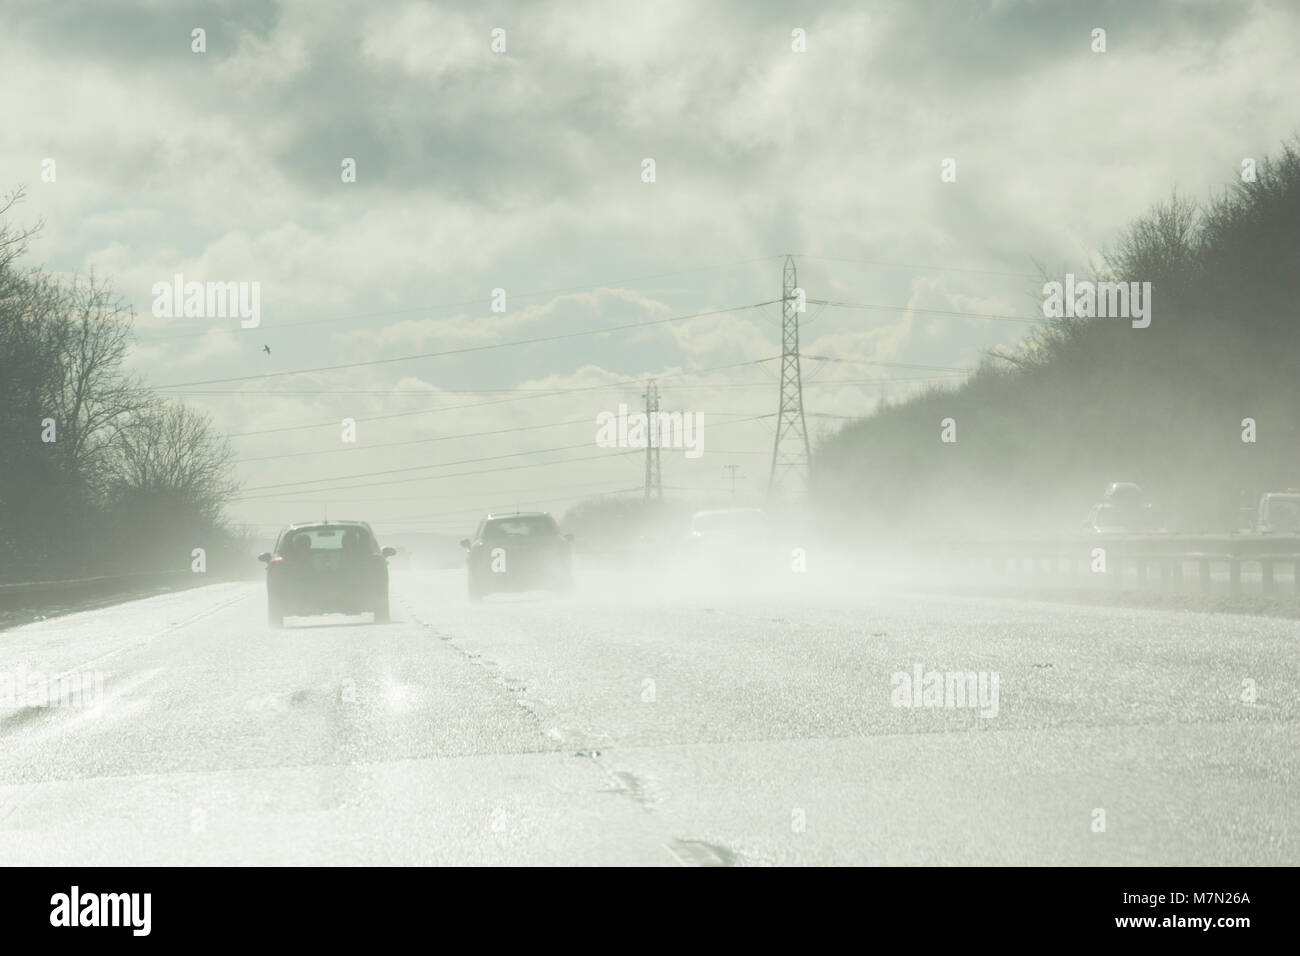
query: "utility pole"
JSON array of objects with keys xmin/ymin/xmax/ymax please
[
  {"xmin": 723, "ymin": 464, "xmax": 741, "ymax": 500},
  {"xmin": 768, "ymin": 254, "xmax": 811, "ymax": 495},
  {"xmin": 642, "ymin": 380, "xmax": 662, "ymax": 500}
]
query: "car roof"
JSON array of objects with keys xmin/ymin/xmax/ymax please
[
  {"xmin": 484, "ymin": 511, "xmax": 552, "ymax": 520},
  {"xmin": 282, "ymin": 520, "xmax": 373, "ymax": 532},
  {"xmin": 1104, "ymin": 482, "xmax": 1142, "ymax": 495}
]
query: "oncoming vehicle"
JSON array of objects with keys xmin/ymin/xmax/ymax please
[
  {"xmin": 1083, "ymin": 502, "xmax": 1132, "ymax": 535},
  {"xmin": 1103, "ymin": 482, "xmax": 1144, "ymax": 503},
  {"xmin": 1083, "ymin": 482, "xmax": 1161, "ymax": 534},
  {"xmin": 1256, "ymin": 492, "xmax": 1300, "ymax": 534},
  {"xmin": 460, "ymin": 512, "xmax": 573, "ymax": 601},
  {"xmin": 259, "ymin": 521, "xmax": 395, "ymax": 627}
]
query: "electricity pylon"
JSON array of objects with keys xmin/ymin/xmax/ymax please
[
  {"xmin": 768, "ymin": 255, "xmax": 810, "ymax": 495},
  {"xmin": 643, "ymin": 380, "xmax": 662, "ymax": 499}
]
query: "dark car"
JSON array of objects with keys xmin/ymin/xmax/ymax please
[
  {"xmin": 258, "ymin": 521, "xmax": 395, "ymax": 627},
  {"xmin": 1083, "ymin": 482, "xmax": 1162, "ymax": 534},
  {"xmin": 460, "ymin": 512, "xmax": 573, "ymax": 601}
]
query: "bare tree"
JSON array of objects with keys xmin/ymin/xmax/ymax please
[
  {"xmin": 109, "ymin": 401, "xmax": 239, "ymax": 524},
  {"xmin": 0, "ymin": 186, "xmax": 41, "ymax": 276},
  {"xmin": 45, "ymin": 273, "xmax": 151, "ymax": 483},
  {"xmin": 1, "ymin": 186, "xmax": 241, "ymax": 578},
  {"xmin": 1103, "ymin": 190, "xmax": 1201, "ymax": 301}
]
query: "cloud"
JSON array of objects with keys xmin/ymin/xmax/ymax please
[{"xmin": 3, "ymin": 0, "xmax": 1298, "ymax": 524}]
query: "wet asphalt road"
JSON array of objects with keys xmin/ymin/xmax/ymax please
[{"xmin": 0, "ymin": 565, "xmax": 1295, "ymax": 865}]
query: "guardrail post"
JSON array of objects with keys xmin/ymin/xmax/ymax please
[
  {"xmin": 1262, "ymin": 560, "xmax": 1275, "ymax": 595},
  {"xmin": 1199, "ymin": 558, "xmax": 1211, "ymax": 593},
  {"xmin": 1229, "ymin": 558, "xmax": 1241, "ymax": 596}
]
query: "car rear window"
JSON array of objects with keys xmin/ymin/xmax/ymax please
[
  {"xmin": 484, "ymin": 516, "xmax": 559, "ymax": 538},
  {"xmin": 281, "ymin": 527, "xmax": 375, "ymax": 553}
]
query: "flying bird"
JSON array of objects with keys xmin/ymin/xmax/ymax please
[{"xmin": 262, "ymin": 345, "xmax": 271, "ymax": 355}]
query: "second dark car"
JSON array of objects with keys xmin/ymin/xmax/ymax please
[{"xmin": 460, "ymin": 512, "xmax": 573, "ymax": 601}]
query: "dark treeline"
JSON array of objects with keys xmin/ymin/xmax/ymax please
[
  {"xmin": 0, "ymin": 188, "xmax": 245, "ymax": 582},
  {"xmin": 813, "ymin": 140, "xmax": 1300, "ymax": 540}
]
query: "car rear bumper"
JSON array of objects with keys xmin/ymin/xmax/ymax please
[
  {"xmin": 468, "ymin": 555, "xmax": 570, "ymax": 591},
  {"xmin": 268, "ymin": 570, "xmax": 387, "ymax": 614}
]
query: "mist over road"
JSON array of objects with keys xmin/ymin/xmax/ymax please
[{"xmin": 1, "ymin": 569, "xmax": 1293, "ymax": 866}]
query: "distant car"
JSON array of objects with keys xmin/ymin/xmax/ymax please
[
  {"xmin": 680, "ymin": 507, "xmax": 787, "ymax": 572},
  {"xmin": 1084, "ymin": 482, "xmax": 1161, "ymax": 533},
  {"xmin": 686, "ymin": 507, "xmax": 771, "ymax": 551},
  {"xmin": 258, "ymin": 521, "xmax": 395, "ymax": 627},
  {"xmin": 1256, "ymin": 492, "xmax": 1300, "ymax": 534},
  {"xmin": 1083, "ymin": 502, "xmax": 1137, "ymax": 534},
  {"xmin": 460, "ymin": 512, "xmax": 573, "ymax": 601}
]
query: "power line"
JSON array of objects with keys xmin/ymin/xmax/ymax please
[
  {"xmin": 808, "ymin": 298, "xmax": 1039, "ymax": 325},
  {"xmin": 232, "ymin": 410, "xmax": 762, "ymax": 464},
  {"xmin": 794, "ymin": 253, "xmax": 1042, "ymax": 280},
  {"xmin": 136, "ymin": 255, "xmax": 785, "ymax": 342},
  {"xmin": 801, "ymin": 353, "xmax": 972, "ymax": 372},
  {"xmin": 364, "ymin": 486, "xmax": 648, "ymax": 526},
  {"xmin": 157, "ymin": 300, "xmax": 780, "ymax": 389},
  {"xmin": 165, "ymin": 369, "xmax": 956, "ymax": 398},
  {"xmin": 232, "ymin": 415, "xmax": 775, "ymax": 500},
  {"xmin": 245, "ymin": 483, "xmax": 646, "ymax": 532},
  {"xmin": 164, "ymin": 369, "xmax": 954, "ymax": 400},
  {"xmin": 241, "ymin": 441, "xmax": 598, "ymax": 493},
  {"xmin": 232, "ymin": 448, "xmax": 644, "ymax": 501},
  {"xmin": 235, "ymin": 477, "xmax": 651, "ymax": 507},
  {"xmin": 216, "ymin": 358, "xmax": 776, "ymax": 438},
  {"xmin": 233, "ymin": 418, "xmax": 595, "ymax": 464},
  {"xmin": 601, "ymin": 374, "xmax": 967, "ymax": 390}
]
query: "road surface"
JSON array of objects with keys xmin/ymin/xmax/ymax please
[{"xmin": 1, "ymin": 565, "xmax": 1295, "ymax": 865}]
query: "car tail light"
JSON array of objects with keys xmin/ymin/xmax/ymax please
[{"xmin": 271, "ymin": 555, "xmax": 283, "ymax": 563}]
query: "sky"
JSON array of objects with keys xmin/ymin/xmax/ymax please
[{"xmin": 2, "ymin": 0, "xmax": 1298, "ymax": 539}]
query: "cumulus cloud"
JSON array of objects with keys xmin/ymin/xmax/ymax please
[{"xmin": 2, "ymin": 0, "xmax": 1296, "ymax": 528}]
